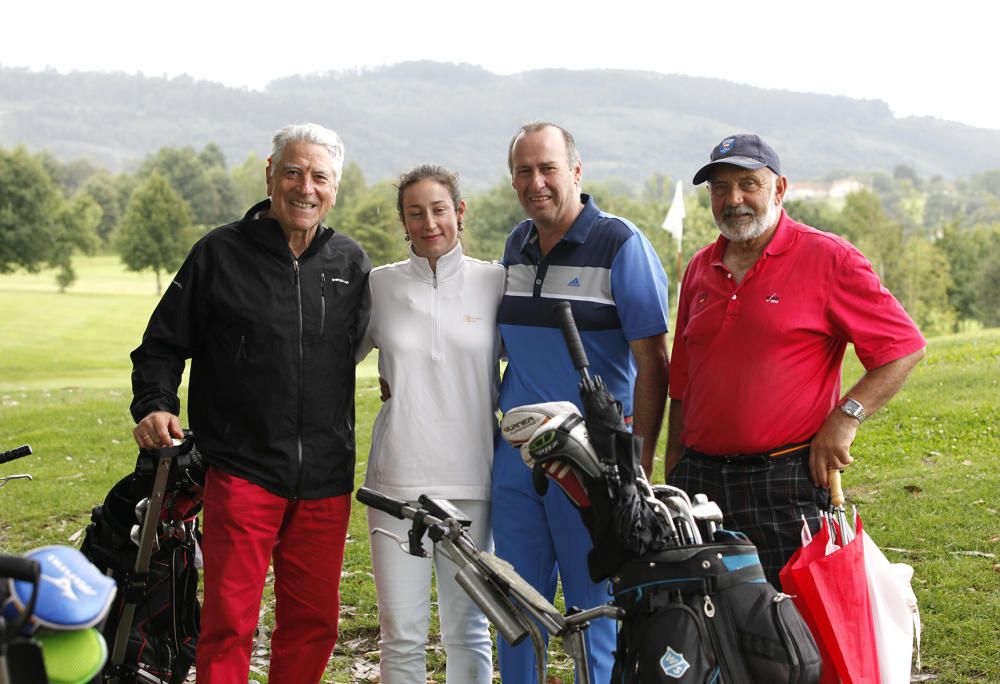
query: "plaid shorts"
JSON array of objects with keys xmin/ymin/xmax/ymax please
[{"xmin": 668, "ymin": 448, "xmax": 830, "ymax": 588}]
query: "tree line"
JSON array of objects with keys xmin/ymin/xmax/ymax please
[{"xmin": 1, "ymin": 144, "xmax": 999, "ymax": 334}]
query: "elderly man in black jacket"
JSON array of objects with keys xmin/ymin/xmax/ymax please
[{"xmin": 130, "ymin": 123, "xmax": 371, "ymax": 684}]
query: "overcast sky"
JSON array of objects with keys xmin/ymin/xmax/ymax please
[{"xmin": 5, "ymin": 1, "xmax": 996, "ymax": 130}]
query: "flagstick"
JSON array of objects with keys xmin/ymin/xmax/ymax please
[{"xmin": 661, "ymin": 180, "xmax": 685, "ymax": 297}]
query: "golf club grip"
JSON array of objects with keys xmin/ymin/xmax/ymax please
[
  {"xmin": 552, "ymin": 302, "xmax": 589, "ymax": 372},
  {"xmin": 356, "ymin": 487, "xmax": 408, "ymax": 519},
  {"xmin": 0, "ymin": 554, "xmax": 40, "ymax": 583},
  {"xmin": 828, "ymin": 470, "xmax": 845, "ymax": 507},
  {"xmin": 0, "ymin": 445, "xmax": 32, "ymax": 464}
]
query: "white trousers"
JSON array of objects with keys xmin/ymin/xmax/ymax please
[{"xmin": 367, "ymin": 498, "xmax": 494, "ymax": 684}]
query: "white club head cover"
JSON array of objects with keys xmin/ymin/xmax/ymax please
[
  {"xmin": 500, "ymin": 401, "xmax": 580, "ymax": 446},
  {"xmin": 520, "ymin": 412, "xmax": 601, "ymax": 479}
]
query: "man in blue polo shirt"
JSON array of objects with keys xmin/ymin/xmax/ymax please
[{"xmin": 493, "ymin": 121, "xmax": 670, "ymax": 682}]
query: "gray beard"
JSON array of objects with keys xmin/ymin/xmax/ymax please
[{"xmin": 717, "ymin": 194, "xmax": 780, "ymax": 243}]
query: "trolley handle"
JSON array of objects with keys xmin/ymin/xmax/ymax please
[
  {"xmin": 356, "ymin": 487, "xmax": 410, "ymax": 520},
  {"xmin": 0, "ymin": 445, "xmax": 32, "ymax": 465},
  {"xmin": 0, "ymin": 554, "xmax": 40, "ymax": 583},
  {"xmin": 0, "ymin": 555, "xmax": 40, "ymax": 639}
]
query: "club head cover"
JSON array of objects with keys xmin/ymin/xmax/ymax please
[
  {"xmin": 521, "ymin": 412, "xmax": 603, "ymax": 508},
  {"xmin": 539, "ymin": 459, "xmax": 592, "ymax": 508},
  {"xmin": 522, "ymin": 413, "xmax": 601, "ymax": 478},
  {"xmin": 6, "ymin": 546, "xmax": 116, "ymax": 632},
  {"xmin": 501, "ymin": 401, "xmax": 580, "ymax": 446}
]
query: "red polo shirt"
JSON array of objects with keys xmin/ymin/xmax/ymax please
[{"xmin": 669, "ymin": 211, "xmax": 925, "ymax": 455}]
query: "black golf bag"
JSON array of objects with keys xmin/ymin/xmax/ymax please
[
  {"xmin": 610, "ymin": 531, "xmax": 821, "ymax": 683},
  {"xmin": 81, "ymin": 436, "xmax": 204, "ymax": 684}
]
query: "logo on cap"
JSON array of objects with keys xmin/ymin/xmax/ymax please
[{"xmin": 719, "ymin": 138, "xmax": 735, "ymax": 155}]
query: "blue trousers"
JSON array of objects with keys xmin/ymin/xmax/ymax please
[{"xmin": 491, "ymin": 439, "xmax": 616, "ymax": 683}]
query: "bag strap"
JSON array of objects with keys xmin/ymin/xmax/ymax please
[{"xmin": 703, "ymin": 564, "xmax": 767, "ymax": 593}]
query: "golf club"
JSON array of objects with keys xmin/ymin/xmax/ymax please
[
  {"xmin": 691, "ymin": 493, "xmax": 724, "ymax": 542},
  {"xmin": 651, "ymin": 484, "xmax": 692, "ymax": 508}
]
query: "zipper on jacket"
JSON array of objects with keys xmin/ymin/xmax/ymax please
[
  {"xmin": 293, "ymin": 259, "xmax": 305, "ymax": 498},
  {"xmin": 431, "ymin": 272, "xmax": 441, "ymax": 361},
  {"xmin": 319, "ymin": 272, "xmax": 327, "ymax": 336}
]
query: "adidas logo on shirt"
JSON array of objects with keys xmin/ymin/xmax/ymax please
[{"xmin": 567, "ymin": 277, "xmax": 581, "ymax": 287}]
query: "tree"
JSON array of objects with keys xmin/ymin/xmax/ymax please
[
  {"xmin": 893, "ymin": 237, "xmax": 955, "ymax": 335},
  {"xmin": 335, "ymin": 162, "xmax": 367, "ymax": 213},
  {"xmin": 36, "ymin": 151, "xmax": 99, "ymax": 197},
  {"xmin": 464, "ymin": 180, "xmax": 525, "ymax": 261},
  {"xmin": 230, "ymin": 153, "xmax": 266, "ymax": 210},
  {"xmin": 972, "ymin": 228, "xmax": 1000, "ymax": 327},
  {"xmin": 936, "ymin": 222, "xmax": 994, "ymax": 323},
  {"xmin": 80, "ymin": 171, "xmax": 127, "ymax": 244},
  {"xmin": 0, "ymin": 146, "xmax": 62, "ymax": 273},
  {"xmin": 206, "ymin": 166, "xmax": 239, "ymax": 224},
  {"xmin": 138, "ymin": 146, "xmax": 235, "ymax": 227},
  {"xmin": 49, "ymin": 193, "xmax": 101, "ymax": 291},
  {"xmin": 117, "ymin": 171, "xmax": 193, "ymax": 293},
  {"xmin": 335, "ymin": 181, "xmax": 408, "ymax": 267},
  {"xmin": 198, "ymin": 142, "xmax": 227, "ymax": 170},
  {"xmin": 838, "ymin": 190, "xmax": 904, "ymax": 289},
  {"xmin": 784, "ymin": 199, "xmax": 842, "ymax": 235}
]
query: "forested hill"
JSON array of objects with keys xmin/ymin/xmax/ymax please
[{"xmin": 4, "ymin": 61, "xmax": 999, "ymax": 187}]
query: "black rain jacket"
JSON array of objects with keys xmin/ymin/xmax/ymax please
[{"xmin": 130, "ymin": 200, "xmax": 371, "ymax": 499}]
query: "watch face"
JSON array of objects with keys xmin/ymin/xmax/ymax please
[{"xmin": 841, "ymin": 399, "xmax": 865, "ymax": 422}]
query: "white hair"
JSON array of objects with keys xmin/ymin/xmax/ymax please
[{"xmin": 270, "ymin": 123, "xmax": 345, "ymax": 180}]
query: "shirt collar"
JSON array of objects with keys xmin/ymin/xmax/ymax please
[{"xmin": 763, "ymin": 209, "xmax": 795, "ymax": 256}]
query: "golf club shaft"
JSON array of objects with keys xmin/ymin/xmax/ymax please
[{"xmin": 552, "ymin": 302, "xmax": 594, "ymax": 390}]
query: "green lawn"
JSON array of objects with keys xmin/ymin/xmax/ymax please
[{"xmin": 1, "ymin": 256, "xmax": 998, "ymax": 682}]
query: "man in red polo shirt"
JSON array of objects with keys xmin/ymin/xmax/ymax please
[{"xmin": 665, "ymin": 133, "xmax": 926, "ymax": 584}]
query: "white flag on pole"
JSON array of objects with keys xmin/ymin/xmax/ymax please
[{"xmin": 661, "ymin": 180, "xmax": 685, "ymax": 248}]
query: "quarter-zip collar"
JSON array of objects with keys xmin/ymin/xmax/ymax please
[{"xmin": 406, "ymin": 240, "xmax": 464, "ymax": 283}]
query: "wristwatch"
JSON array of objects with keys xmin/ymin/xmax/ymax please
[{"xmin": 839, "ymin": 397, "xmax": 866, "ymax": 424}]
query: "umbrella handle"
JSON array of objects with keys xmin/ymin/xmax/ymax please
[{"xmin": 828, "ymin": 469, "xmax": 846, "ymax": 507}]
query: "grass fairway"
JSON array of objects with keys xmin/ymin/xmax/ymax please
[{"xmin": 1, "ymin": 258, "xmax": 998, "ymax": 682}]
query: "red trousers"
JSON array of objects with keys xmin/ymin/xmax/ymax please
[{"xmin": 195, "ymin": 467, "xmax": 351, "ymax": 684}]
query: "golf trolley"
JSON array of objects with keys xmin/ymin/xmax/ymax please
[
  {"xmin": 81, "ymin": 434, "xmax": 204, "ymax": 684},
  {"xmin": 359, "ymin": 302, "xmax": 821, "ymax": 683},
  {"xmin": 356, "ymin": 487, "xmax": 622, "ymax": 684}
]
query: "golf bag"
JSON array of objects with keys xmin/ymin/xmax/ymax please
[
  {"xmin": 611, "ymin": 532, "xmax": 821, "ymax": 683},
  {"xmin": 80, "ymin": 435, "xmax": 204, "ymax": 684}
]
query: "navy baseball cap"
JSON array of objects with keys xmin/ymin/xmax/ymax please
[{"xmin": 692, "ymin": 134, "xmax": 782, "ymax": 185}]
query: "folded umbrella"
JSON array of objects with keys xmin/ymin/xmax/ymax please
[
  {"xmin": 779, "ymin": 471, "xmax": 880, "ymax": 684},
  {"xmin": 860, "ymin": 517, "xmax": 922, "ymax": 683}
]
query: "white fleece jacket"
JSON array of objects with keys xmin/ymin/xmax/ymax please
[{"xmin": 357, "ymin": 242, "xmax": 505, "ymax": 501}]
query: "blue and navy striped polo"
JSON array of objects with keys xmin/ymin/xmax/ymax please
[{"xmin": 498, "ymin": 194, "xmax": 670, "ymax": 417}]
